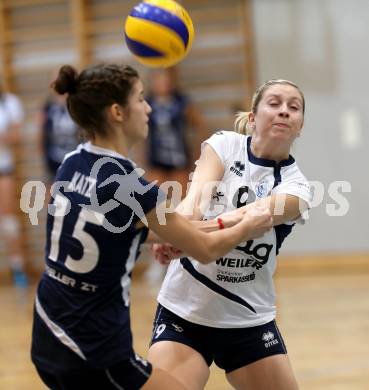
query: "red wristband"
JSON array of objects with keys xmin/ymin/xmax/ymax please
[{"xmin": 217, "ymin": 217, "xmax": 225, "ymax": 230}]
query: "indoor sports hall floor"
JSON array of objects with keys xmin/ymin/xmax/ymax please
[{"xmin": 1, "ymin": 254, "xmax": 369, "ymax": 390}]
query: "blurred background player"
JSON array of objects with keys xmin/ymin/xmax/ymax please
[
  {"xmin": 144, "ymin": 68, "xmax": 207, "ymax": 283},
  {"xmin": 145, "ymin": 67, "xmax": 206, "ymax": 192},
  {"xmin": 0, "ymin": 81, "xmax": 28, "ymax": 287},
  {"xmin": 36, "ymin": 78, "xmax": 80, "ymax": 185}
]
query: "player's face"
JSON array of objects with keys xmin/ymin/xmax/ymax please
[
  {"xmin": 251, "ymin": 84, "xmax": 304, "ymax": 146},
  {"xmin": 123, "ymin": 79, "xmax": 152, "ymax": 142}
]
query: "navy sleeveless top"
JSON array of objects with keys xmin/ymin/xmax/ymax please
[
  {"xmin": 146, "ymin": 92, "xmax": 190, "ymax": 170},
  {"xmin": 32, "ymin": 143, "xmax": 164, "ymax": 372}
]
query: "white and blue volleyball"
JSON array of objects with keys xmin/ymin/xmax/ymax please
[{"xmin": 124, "ymin": 0, "xmax": 195, "ymax": 68}]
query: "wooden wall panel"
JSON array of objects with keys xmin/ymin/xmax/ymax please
[{"xmin": 0, "ymin": 0, "xmax": 256, "ymax": 276}]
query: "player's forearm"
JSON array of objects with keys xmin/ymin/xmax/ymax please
[
  {"xmin": 148, "ymin": 218, "xmax": 223, "ymax": 245},
  {"xmin": 254, "ymin": 194, "xmax": 307, "ymax": 225},
  {"xmin": 197, "ymin": 218, "xmax": 257, "ymax": 264},
  {"xmin": 189, "ymin": 218, "xmax": 221, "ymax": 232},
  {"xmin": 175, "ymin": 195, "xmax": 203, "ymax": 221},
  {"xmin": 145, "ymin": 230, "xmax": 165, "ymax": 244}
]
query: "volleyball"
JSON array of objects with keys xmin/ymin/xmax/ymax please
[{"xmin": 124, "ymin": 0, "xmax": 195, "ymax": 68}]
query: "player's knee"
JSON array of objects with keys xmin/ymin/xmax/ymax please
[{"xmin": 0, "ymin": 215, "xmax": 20, "ymax": 239}]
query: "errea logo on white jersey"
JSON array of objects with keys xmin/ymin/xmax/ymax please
[
  {"xmin": 262, "ymin": 331, "xmax": 279, "ymax": 348},
  {"xmin": 230, "ymin": 161, "xmax": 245, "ymax": 177}
]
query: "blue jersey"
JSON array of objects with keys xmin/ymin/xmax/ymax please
[
  {"xmin": 32, "ymin": 142, "xmax": 163, "ymax": 372},
  {"xmin": 147, "ymin": 92, "xmax": 189, "ymax": 169}
]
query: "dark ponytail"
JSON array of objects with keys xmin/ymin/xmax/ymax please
[{"xmin": 52, "ymin": 65, "xmax": 78, "ymax": 95}]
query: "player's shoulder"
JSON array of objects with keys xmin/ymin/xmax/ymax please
[
  {"xmin": 280, "ymin": 159, "xmax": 310, "ymax": 188},
  {"xmin": 2, "ymin": 92, "xmax": 19, "ymax": 103},
  {"xmin": 281, "ymin": 158, "xmax": 303, "ymax": 175},
  {"xmin": 1, "ymin": 93, "xmax": 22, "ymax": 112},
  {"xmin": 207, "ymin": 130, "xmax": 248, "ymax": 151},
  {"xmin": 43, "ymin": 98, "xmax": 58, "ymax": 111},
  {"xmin": 60, "ymin": 143, "xmax": 135, "ymax": 180},
  {"xmin": 173, "ymin": 91, "xmax": 188, "ymax": 104},
  {"xmin": 209, "ymin": 130, "xmax": 247, "ymax": 141},
  {"xmin": 4, "ymin": 93, "xmax": 22, "ymax": 107}
]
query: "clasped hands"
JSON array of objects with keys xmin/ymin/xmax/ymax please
[{"xmin": 151, "ymin": 203, "xmax": 273, "ymax": 265}]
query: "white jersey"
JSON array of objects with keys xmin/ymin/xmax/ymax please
[
  {"xmin": 0, "ymin": 93, "xmax": 24, "ymax": 172},
  {"xmin": 158, "ymin": 131, "xmax": 313, "ymax": 328}
]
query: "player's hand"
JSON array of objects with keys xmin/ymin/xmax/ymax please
[
  {"xmin": 241, "ymin": 205, "xmax": 273, "ymax": 239},
  {"xmin": 151, "ymin": 243, "xmax": 183, "ymax": 265},
  {"xmin": 217, "ymin": 204, "xmax": 256, "ymax": 228}
]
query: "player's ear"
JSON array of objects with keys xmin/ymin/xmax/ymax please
[
  {"xmin": 108, "ymin": 103, "xmax": 124, "ymax": 123},
  {"xmin": 248, "ymin": 112, "xmax": 256, "ymax": 130}
]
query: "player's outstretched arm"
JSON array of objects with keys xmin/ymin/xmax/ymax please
[
  {"xmin": 145, "ymin": 202, "xmax": 273, "ymax": 264},
  {"xmin": 175, "ymin": 143, "xmax": 224, "ymax": 220},
  {"xmin": 245, "ymin": 194, "xmax": 309, "ymax": 226}
]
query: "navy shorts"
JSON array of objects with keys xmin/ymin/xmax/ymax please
[
  {"xmin": 35, "ymin": 353, "xmax": 152, "ymax": 390},
  {"xmin": 151, "ymin": 304, "xmax": 287, "ymax": 373}
]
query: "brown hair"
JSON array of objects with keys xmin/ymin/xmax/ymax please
[
  {"xmin": 234, "ymin": 79, "xmax": 305, "ymax": 135},
  {"xmin": 52, "ymin": 64, "xmax": 139, "ymax": 139}
]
